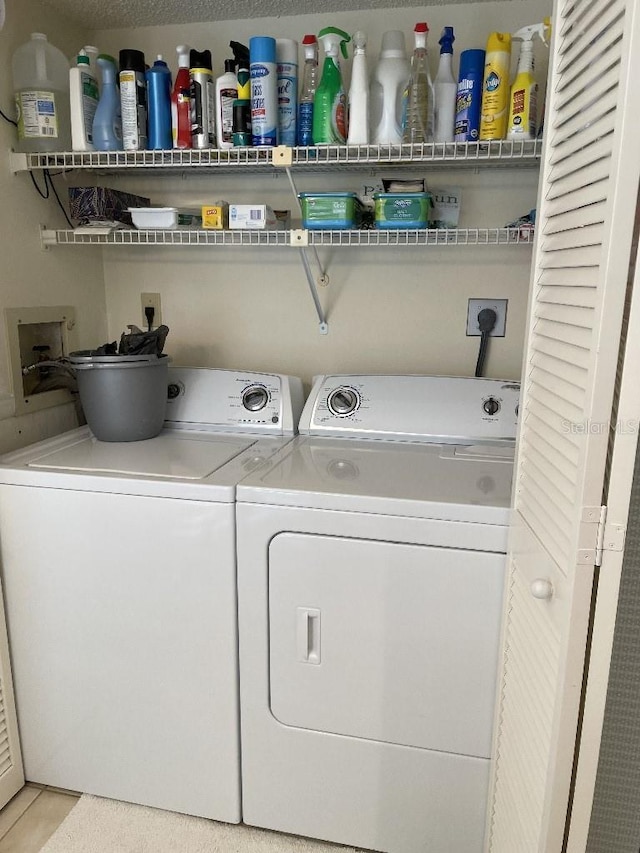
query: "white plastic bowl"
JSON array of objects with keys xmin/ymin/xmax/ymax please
[{"xmin": 128, "ymin": 207, "xmax": 178, "ymax": 229}]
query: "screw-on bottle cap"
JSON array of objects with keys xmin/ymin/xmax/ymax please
[
  {"xmin": 224, "ymin": 58, "xmax": 236, "ymax": 73},
  {"xmin": 176, "ymin": 44, "xmax": 191, "ymax": 67},
  {"xmin": 77, "ymin": 51, "xmax": 90, "ymax": 66},
  {"xmin": 302, "ymin": 34, "xmax": 317, "ymax": 45},
  {"xmin": 119, "ymin": 48, "xmax": 146, "ymax": 73}
]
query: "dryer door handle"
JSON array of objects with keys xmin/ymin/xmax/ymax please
[{"xmin": 297, "ymin": 607, "xmax": 321, "ymax": 665}]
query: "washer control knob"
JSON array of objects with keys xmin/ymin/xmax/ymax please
[
  {"xmin": 483, "ymin": 397, "xmax": 501, "ymax": 416},
  {"xmin": 327, "ymin": 387, "xmax": 360, "ymax": 416},
  {"xmin": 242, "ymin": 385, "xmax": 269, "ymax": 412}
]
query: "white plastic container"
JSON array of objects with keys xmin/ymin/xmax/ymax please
[
  {"xmin": 370, "ymin": 31, "xmax": 410, "ymax": 145},
  {"xmin": 347, "ymin": 31, "xmax": 369, "ymax": 145},
  {"xmin": 12, "ymin": 33, "xmax": 71, "ymax": 152},
  {"xmin": 70, "ymin": 51, "xmax": 99, "ymax": 151},
  {"xmin": 215, "ymin": 59, "xmax": 238, "ymax": 150},
  {"xmin": 128, "ymin": 207, "xmax": 179, "ymax": 229}
]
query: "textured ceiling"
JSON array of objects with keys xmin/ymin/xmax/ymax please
[{"xmin": 38, "ymin": 0, "xmax": 508, "ymax": 30}]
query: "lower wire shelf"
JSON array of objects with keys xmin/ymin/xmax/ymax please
[{"xmin": 41, "ymin": 227, "xmax": 535, "ymax": 248}]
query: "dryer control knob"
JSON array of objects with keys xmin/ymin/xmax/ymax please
[
  {"xmin": 531, "ymin": 578, "xmax": 554, "ymax": 600},
  {"xmin": 483, "ymin": 397, "xmax": 501, "ymax": 416},
  {"xmin": 327, "ymin": 387, "xmax": 360, "ymax": 416},
  {"xmin": 242, "ymin": 385, "xmax": 269, "ymax": 412}
]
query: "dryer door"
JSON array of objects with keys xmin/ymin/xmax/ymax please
[{"xmin": 269, "ymin": 532, "xmax": 505, "ymax": 758}]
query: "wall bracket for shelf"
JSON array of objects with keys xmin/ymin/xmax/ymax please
[
  {"xmin": 9, "ymin": 151, "xmax": 28, "ymax": 173},
  {"xmin": 273, "ymin": 145, "xmax": 293, "ymax": 167},
  {"xmin": 39, "ymin": 225, "xmax": 55, "ymax": 250},
  {"xmin": 299, "ymin": 248, "xmax": 328, "ymax": 334}
]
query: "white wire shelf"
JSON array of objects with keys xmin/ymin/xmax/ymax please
[
  {"xmin": 14, "ymin": 139, "xmax": 542, "ymax": 173},
  {"xmin": 41, "ymin": 227, "xmax": 535, "ymax": 248}
]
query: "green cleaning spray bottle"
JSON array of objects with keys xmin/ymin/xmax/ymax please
[{"xmin": 312, "ymin": 27, "xmax": 351, "ymax": 144}]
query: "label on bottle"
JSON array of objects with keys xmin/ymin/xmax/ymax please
[
  {"xmin": 120, "ymin": 71, "xmax": 147, "ymax": 150},
  {"xmin": 219, "ymin": 87, "xmax": 237, "ymax": 144},
  {"xmin": 80, "ymin": 72, "xmax": 99, "ymax": 142},
  {"xmin": 454, "ymin": 76, "xmax": 481, "ymax": 142},
  {"xmin": 298, "ymin": 101, "xmax": 313, "ymax": 145},
  {"xmin": 16, "ymin": 90, "xmax": 58, "ymax": 139},
  {"xmin": 479, "ymin": 54, "xmax": 510, "ymax": 140},
  {"xmin": 332, "ymin": 90, "xmax": 347, "ymax": 144},
  {"xmin": 277, "ymin": 61, "xmax": 297, "ymax": 147},
  {"xmin": 251, "ymin": 62, "xmax": 277, "ymax": 146}
]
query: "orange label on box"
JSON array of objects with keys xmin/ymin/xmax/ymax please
[{"xmin": 202, "ymin": 205, "xmax": 228, "ymax": 229}]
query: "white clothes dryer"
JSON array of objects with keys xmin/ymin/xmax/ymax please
[
  {"xmin": 236, "ymin": 374, "xmax": 519, "ymax": 853},
  {"xmin": 0, "ymin": 367, "xmax": 302, "ymax": 822}
]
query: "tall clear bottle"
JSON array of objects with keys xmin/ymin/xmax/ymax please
[
  {"xmin": 402, "ymin": 22, "xmax": 434, "ymax": 144},
  {"xmin": 297, "ymin": 35, "xmax": 318, "ymax": 146}
]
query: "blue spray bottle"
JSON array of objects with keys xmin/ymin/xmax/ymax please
[
  {"xmin": 92, "ymin": 55, "xmax": 123, "ymax": 151},
  {"xmin": 146, "ymin": 56, "xmax": 173, "ymax": 150}
]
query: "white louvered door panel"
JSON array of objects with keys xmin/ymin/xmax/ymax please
[
  {"xmin": 487, "ymin": 0, "xmax": 640, "ymax": 851},
  {"xmin": 0, "ymin": 575, "xmax": 23, "ymax": 808}
]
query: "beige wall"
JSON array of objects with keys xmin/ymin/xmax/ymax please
[
  {"xmin": 0, "ymin": 0, "xmax": 108, "ymax": 450},
  {"xmin": 94, "ymin": 0, "xmax": 550, "ymax": 387}
]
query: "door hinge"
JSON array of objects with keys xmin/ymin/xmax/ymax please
[{"xmin": 580, "ymin": 505, "xmax": 626, "ymax": 567}]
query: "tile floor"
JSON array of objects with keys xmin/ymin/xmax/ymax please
[{"xmin": 0, "ymin": 785, "xmax": 79, "ymax": 853}]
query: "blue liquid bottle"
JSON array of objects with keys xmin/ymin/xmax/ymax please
[{"xmin": 146, "ymin": 55, "xmax": 173, "ymax": 150}]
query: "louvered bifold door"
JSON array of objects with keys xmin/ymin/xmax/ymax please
[
  {"xmin": 486, "ymin": 1, "xmax": 640, "ymax": 852},
  {"xmin": 0, "ymin": 575, "xmax": 23, "ymax": 808}
]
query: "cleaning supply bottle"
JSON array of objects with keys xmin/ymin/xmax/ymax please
[
  {"xmin": 92, "ymin": 55, "xmax": 122, "ymax": 150},
  {"xmin": 190, "ymin": 48, "xmax": 215, "ymax": 148},
  {"xmin": 171, "ymin": 45, "xmax": 192, "ymax": 149},
  {"xmin": 216, "ymin": 59, "xmax": 238, "ymax": 149},
  {"xmin": 372, "ymin": 30, "xmax": 411, "ymax": 145},
  {"xmin": 312, "ymin": 27, "xmax": 350, "ymax": 145},
  {"xmin": 506, "ymin": 21, "xmax": 549, "ymax": 140},
  {"xmin": 12, "ymin": 33, "xmax": 71, "ymax": 152},
  {"xmin": 433, "ymin": 27, "xmax": 456, "ymax": 143},
  {"xmin": 347, "ymin": 31, "xmax": 369, "ymax": 145},
  {"xmin": 297, "ymin": 35, "xmax": 318, "ymax": 146},
  {"xmin": 400, "ymin": 24, "xmax": 432, "ymax": 145},
  {"xmin": 276, "ymin": 39, "xmax": 298, "ymax": 147},
  {"xmin": 119, "ymin": 49, "xmax": 147, "ymax": 150},
  {"xmin": 250, "ymin": 36, "xmax": 278, "ymax": 146},
  {"xmin": 479, "ymin": 33, "xmax": 511, "ymax": 140},
  {"xmin": 454, "ymin": 48, "xmax": 485, "ymax": 142},
  {"xmin": 146, "ymin": 56, "xmax": 172, "ymax": 149},
  {"xmin": 230, "ymin": 41, "xmax": 251, "ymax": 147},
  {"xmin": 69, "ymin": 50, "xmax": 99, "ymax": 151}
]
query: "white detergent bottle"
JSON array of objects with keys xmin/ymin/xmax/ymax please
[
  {"xmin": 347, "ymin": 31, "xmax": 369, "ymax": 144},
  {"xmin": 69, "ymin": 49, "xmax": 99, "ymax": 150},
  {"xmin": 370, "ymin": 30, "xmax": 410, "ymax": 145},
  {"xmin": 434, "ymin": 27, "xmax": 456, "ymax": 143}
]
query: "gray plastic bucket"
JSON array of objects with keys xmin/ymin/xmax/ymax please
[{"xmin": 69, "ymin": 353, "xmax": 169, "ymax": 442}]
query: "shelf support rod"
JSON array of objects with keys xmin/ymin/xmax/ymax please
[{"xmin": 299, "ymin": 248, "xmax": 328, "ymax": 334}]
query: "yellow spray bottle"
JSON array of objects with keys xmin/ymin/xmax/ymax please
[
  {"xmin": 479, "ymin": 32, "xmax": 511, "ymax": 140},
  {"xmin": 506, "ymin": 19, "xmax": 550, "ymax": 140}
]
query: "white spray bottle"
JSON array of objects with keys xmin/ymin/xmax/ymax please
[
  {"xmin": 506, "ymin": 20, "xmax": 549, "ymax": 140},
  {"xmin": 347, "ymin": 31, "xmax": 369, "ymax": 144},
  {"xmin": 434, "ymin": 27, "xmax": 456, "ymax": 143}
]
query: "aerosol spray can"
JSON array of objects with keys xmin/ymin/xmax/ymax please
[
  {"xmin": 276, "ymin": 38, "xmax": 298, "ymax": 146},
  {"xmin": 190, "ymin": 48, "xmax": 215, "ymax": 148},
  {"xmin": 119, "ymin": 49, "xmax": 147, "ymax": 150},
  {"xmin": 250, "ymin": 36, "xmax": 278, "ymax": 146}
]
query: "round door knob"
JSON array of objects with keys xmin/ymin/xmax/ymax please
[{"xmin": 530, "ymin": 579, "xmax": 554, "ymax": 600}]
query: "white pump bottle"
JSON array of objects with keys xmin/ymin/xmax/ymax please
[{"xmin": 347, "ymin": 31, "xmax": 369, "ymax": 144}]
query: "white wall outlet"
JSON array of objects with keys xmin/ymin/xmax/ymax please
[
  {"xmin": 466, "ymin": 299, "xmax": 508, "ymax": 337},
  {"xmin": 141, "ymin": 293, "xmax": 162, "ymax": 330}
]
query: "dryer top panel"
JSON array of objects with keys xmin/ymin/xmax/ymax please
[{"xmin": 300, "ymin": 375, "xmax": 519, "ymax": 445}]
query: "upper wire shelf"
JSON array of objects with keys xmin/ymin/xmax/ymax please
[{"xmin": 13, "ymin": 139, "xmax": 543, "ymax": 174}]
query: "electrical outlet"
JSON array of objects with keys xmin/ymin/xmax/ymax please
[
  {"xmin": 466, "ymin": 298, "xmax": 508, "ymax": 337},
  {"xmin": 141, "ymin": 293, "xmax": 162, "ymax": 330}
]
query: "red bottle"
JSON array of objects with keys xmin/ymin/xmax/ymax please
[{"xmin": 172, "ymin": 45, "xmax": 192, "ymax": 148}]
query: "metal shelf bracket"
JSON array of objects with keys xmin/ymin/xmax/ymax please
[{"xmin": 299, "ymin": 248, "xmax": 328, "ymax": 334}]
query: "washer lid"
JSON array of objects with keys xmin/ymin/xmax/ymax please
[
  {"xmin": 237, "ymin": 437, "xmax": 514, "ymax": 525},
  {"xmin": 26, "ymin": 431, "xmax": 255, "ymax": 479}
]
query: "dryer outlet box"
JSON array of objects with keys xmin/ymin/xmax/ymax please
[{"xmin": 466, "ymin": 299, "xmax": 508, "ymax": 337}]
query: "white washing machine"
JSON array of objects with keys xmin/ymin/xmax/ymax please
[
  {"xmin": 0, "ymin": 367, "xmax": 302, "ymax": 822},
  {"xmin": 236, "ymin": 374, "xmax": 519, "ymax": 853}
]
